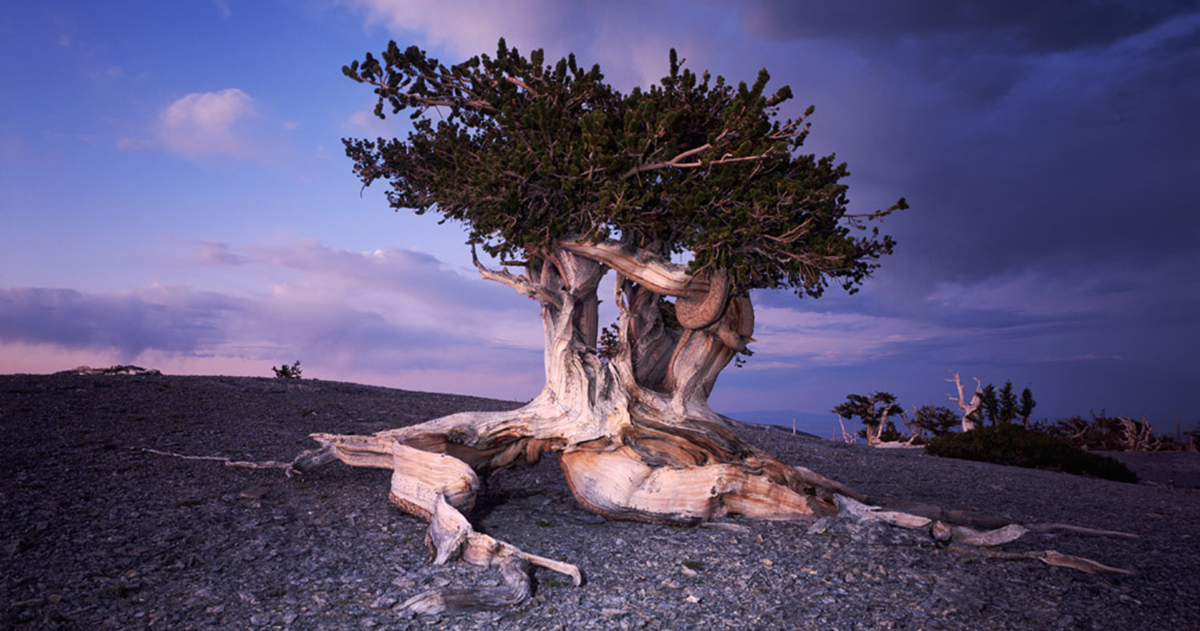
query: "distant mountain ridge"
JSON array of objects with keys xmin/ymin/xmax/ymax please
[{"xmin": 724, "ymin": 409, "xmax": 838, "ymax": 439}]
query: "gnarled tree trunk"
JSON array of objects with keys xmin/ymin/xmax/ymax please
[
  {"xmin": 286, "ymin": 242, "xmax": 1132, "ymax": 614},
  {"xmin": 290, "ymin": 240, "xmax": 860, "ymax": 612}
]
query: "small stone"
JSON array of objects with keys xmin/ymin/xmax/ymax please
[
  {"xmin": 239, "ymin": 485, "xmax": 270, "ymax": 500},
  {"xmin": 806, "ymin": 517, "xmax": 834, "ymax": 535},
  {"xmin": 371, "ymin": 593, "xmax": 398, "ymax": 609}
]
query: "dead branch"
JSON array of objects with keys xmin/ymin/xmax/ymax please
[
  {"xmin": 837, "ymin": 495, "xmax": 1138, "ymax": 575},
  {"xmin": 472, "ymin": 245, "xmax": 563, "ymax": 308},
  {"xmin": 951, "ymin": 545, "xmax": 1138, "ymax": 576},
  {"xmin": 142, "ymin": 448, "xmax": 297, "ymax": 474}
]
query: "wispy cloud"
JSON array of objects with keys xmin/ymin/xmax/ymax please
[
  {"xmin": 346, "ymin": 109, "xmax": 401, "ymax": 137},
  {"xmin": 158, "ymin": 88, "xmax": 257, "ymax": 159}
]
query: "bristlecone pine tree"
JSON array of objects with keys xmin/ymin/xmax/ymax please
[{"xmin": 283, "ymin": 40, "xmax": 1130, "ymax": 614}]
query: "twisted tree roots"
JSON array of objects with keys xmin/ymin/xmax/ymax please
[{"xmin": 272, "ymin": 406, "xmax": 1138, "ymax": 615}]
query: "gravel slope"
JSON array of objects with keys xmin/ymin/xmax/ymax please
[{"xmin": 2, "ymin": 373, "xmax": 1197, "ymax": 630}]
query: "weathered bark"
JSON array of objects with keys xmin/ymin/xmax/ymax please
[{"xmin": 288, "ymin": 242, "xmax": 1135, "ymax": 613}]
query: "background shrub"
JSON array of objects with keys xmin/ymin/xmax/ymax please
[{"xmin": 925, "ymin": 425, "xmax": 1139, "ymax": 483}]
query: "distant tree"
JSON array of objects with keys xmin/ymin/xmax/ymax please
[
  {"xmin": 1018, "ymin": 387, "xmax": 1037, "ymax": 428},
  {"xmin": 834, "ymin": 392, "xmax": 903, "ymax": 446},
  {"xmin": 998, "ymin": 380, "xmax": 1017, "ymax": 426},
  {"xmin": 979, "ymin": 383, "xmax": 999, "ymax": 426},
  {"xmin": 911, "ymin": 404, "xmax": 961, "ymax": 438},
  {"xmin": 272, "ymin": 361, "xmax": 302, "ymax": 380}
]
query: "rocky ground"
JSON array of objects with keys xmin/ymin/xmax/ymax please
[{"xmin": 2, "ymin": 373, "xmax": 1197, "ymax": 630}]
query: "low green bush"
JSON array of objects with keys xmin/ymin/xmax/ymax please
[{"xmin": 924, "ymin": 425, "xmax": 1139, "ymax": 483}]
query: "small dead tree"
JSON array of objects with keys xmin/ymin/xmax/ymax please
[
  {"xmin": 1119, "ymin": 416, "xmax": 1161, "ymax": 452},
  {"xmin": 947, "ymin": 371, "xmax": 983, "ymax": 432}
]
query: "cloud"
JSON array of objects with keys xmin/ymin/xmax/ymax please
[
  {"xmin": 343, "ymin": 0, "xmax": 576, "ymax": 58},
  {"xmin": 92, "ymin": 65, "xmax": 123, "ymax": 80},
  {"xmin": 338, "ymin": 0, "xmax": 708, "ymax": 89},
  {"xmin": 730, "ymin": 1, "xmax": 1200, "ymax": 105},
  {"xmin": 158, "ymin": 88, "xmax": 257, "ymax": 159},
  {"xmin": 741, "ymin": 249, "xmax": 1200, "ymax": 399},
  {"xmin": 0, "ymin": 240, "xmax": 548, "ymax": 398},
  {"xmin": 115, "ymin": 137, "xmax": 156, "ymax": 151},
  {"xmin": 180, "ymin": 239, "xmax": 546, "ymax": 349},
  {"xmin": 347, "ymin": 109, "xmax": 401, "ymax": 137},
  {"xmin": 735, "ymin": 0, "xmax": 1199, "ymax": 54},
  {"xmin": 0, "ymin": 287, "xmax": 239, "ymax": 358},
  {"xmin": 213, "ymin": 0, "xmax": 232, "ymax": 20}
]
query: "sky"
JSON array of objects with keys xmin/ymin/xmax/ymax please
[{"xmin": 2, "ymin": 0, "xmax": 1198, "ymax": 433}]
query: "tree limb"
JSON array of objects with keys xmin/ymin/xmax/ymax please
[
  {"xmin": 472, "ymin": 245, "xmax": 563, "ymax": 308},
  {"xmin": 620, "ymin": 145, "xmax": 772, "ymax": 181},
  {"xmin": 557, "ymin": 239, "xmax": 705, "ymax": 297}
]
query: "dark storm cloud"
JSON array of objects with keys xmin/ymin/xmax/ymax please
[
  {"xmin": 0, "ymin": 287, "xmax": 239, "ymax": 358},
  {"xmin": 734, "ymin": 0, "xmax": 1200, "ymax": 105},
  {"xmin": 736, "ymin": 0, "xmax": 1200, "ymax": 53}
]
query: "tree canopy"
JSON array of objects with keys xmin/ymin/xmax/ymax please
[{"xmin": 343, "ymin": 39, "xmax": 903, "ymax": 298}]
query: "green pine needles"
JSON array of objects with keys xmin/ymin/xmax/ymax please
[{"xmin": 342, "ymin": 39, "xmax": 903, "ymax": 299}]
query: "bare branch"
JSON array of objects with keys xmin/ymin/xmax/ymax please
[
  {"xmin": 504, "ymin": 76, "xmax": 540, "ymax": 98},
  {"xmin": 142, "ymin": 448, "xmax": 297, "ymax": 475},
  {"xmin": 620, "ymin": 145, "xmax": 773, "ymax": 181},
  {"xmin": 472, "ymin": 246, "xmax": 563, "ymax": 308}
]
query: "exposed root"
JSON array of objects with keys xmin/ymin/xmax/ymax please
[
  {"xmin": 310, "ymin": 428, "xmax": 582, "ymax": 615},
  {"xmin": 400, "ymin": 555, "xmax": 532, "ymax": 615},
  {"xmin": 951, "ymin": 545, "xmax": 1138, "ymax": 576},
  {"xmin": 836, "ymin": 495, "xmax": 1138, "ymax": 575},
  {"xmin": 1024, "ymin": 523, "xmax": 1140, "ymax": 539},
  {"xmin": 142, "ymin": 448, "xmax": 298, "ymax": 474}
]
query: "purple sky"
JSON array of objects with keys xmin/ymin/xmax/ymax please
[{"xmin": 2, "ymin": 1, "xmax": 1197, "ymax": 431}]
